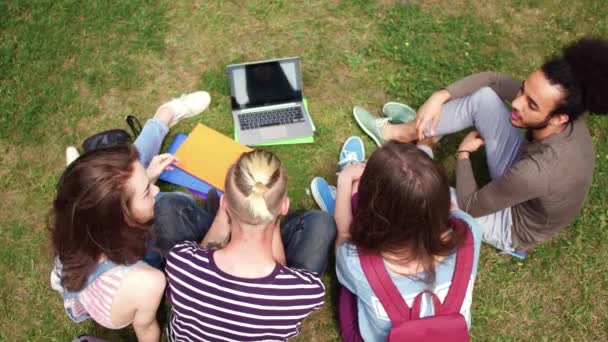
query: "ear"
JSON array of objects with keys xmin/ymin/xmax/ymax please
[
  {"xmin": 550, "ymin": 112, "xmax": 570, "ymax": 126},
  {"xmin": 280, "ymin": 196, "xmax": 290, "ymax": 216},
  {"xmin": 220, "ymin": 194, "xmax": 227, "ymax": 210}
]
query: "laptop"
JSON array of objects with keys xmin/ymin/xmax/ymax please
[{"xmin": 227, "ymin": 57, "xmax": 314, "ymax": 145}]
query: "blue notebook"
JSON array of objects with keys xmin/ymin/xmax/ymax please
[{"xmin": 158, "ymin": 133, "xmax": 223, "ymax": 195}]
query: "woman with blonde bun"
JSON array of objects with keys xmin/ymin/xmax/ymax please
[{"xmin": 164, "ymin": 150, "xmax": 336, "ymax": 342}]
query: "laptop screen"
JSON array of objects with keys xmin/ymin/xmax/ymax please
[{"xmin": 228, "ymin": 59, "xmax": 302, "ymax": 110}]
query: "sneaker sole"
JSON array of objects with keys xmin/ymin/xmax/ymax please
[
  {"xmin": 310, "ymin": 178, "xmax": 329, "ymax": 213},
  {"xmin": 353, "ymin": 107, "xmax": 382, "ymax": 147},
  {"xmin": 499, "ymin": 250, "xmax": 527, "ymax": 260}
]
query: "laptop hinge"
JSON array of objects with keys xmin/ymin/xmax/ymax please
[{"xmin": 234, "ymin": 102, "xmax": 302, "ymax": 114}]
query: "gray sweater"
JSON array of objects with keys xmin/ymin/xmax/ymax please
[{"xmin": 447, "ymin": 72, "xmax": 595, "ymax": 250}]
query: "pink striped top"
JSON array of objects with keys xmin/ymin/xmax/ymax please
[{"xmin": 65, "ymin": 265, "xmax": 136, "ymax": 329}]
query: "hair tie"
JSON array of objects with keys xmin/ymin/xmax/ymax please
[{"xmin": 251, "ymin": 182, "xmax": 268, "ymax": 195}]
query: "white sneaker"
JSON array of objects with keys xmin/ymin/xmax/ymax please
[
  {"xmin": 66, "ymin": 146, "xmax": 80, "ymax": 166},
  {"xmin": 162, "ymin": 91, "xmax": 211, "ymax": 127}
]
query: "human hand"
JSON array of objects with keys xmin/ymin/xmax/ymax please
[
  {"xmin": 415, "ymin": 89, "xmax": 450, "ymax": 140},
  {"xmin": 458, "ymin": 131, "xmax": 485, "ymax": 157},
  {"xmin": 146, "ymin": 153, "xmax": 179, "ymax": 182},
  {"xmin": 337, "ymin": 162, "xmax": 365, "ymax": 184}
]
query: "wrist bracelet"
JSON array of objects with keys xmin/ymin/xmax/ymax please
[{"xmin": 456, "ymin": 150, "xmax": 471, "ymax": 157}]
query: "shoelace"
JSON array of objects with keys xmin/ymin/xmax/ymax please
[
  {"xmin": 175, "ymin": 94, "xmax": 195, "ymax": 115},
  {"xmin": 329, "ymin": 185, "xmax": 336, "ymax": 197},
  {"xmin": 339, "ymin": 150, "xmax": 361, "ymax": 166},
  {"xmin": 375, "ymin": 117, "xmax": 390, "ymax": 133}
]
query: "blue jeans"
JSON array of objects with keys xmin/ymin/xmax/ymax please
[
  {"xmin": 152, "ymin": 192, "xmax": 214, "ymax": 253},
  {"xmin": 281, "ymin": 210, "xmax": 336, "ymax": 274},
  {"xmin": 133, "ymin": 118, "xmax": 169, "ymax": 168},
  {"xmin": 133, "ymin": 119, "xmax": 213, "ymax": 264},
  {"xmin": 152, "ymin": 195, "xmax": 336, "ymax": 274},
  {"xmin": 133, "ymin": 119, "xmax": 336, "ymax": 272}
]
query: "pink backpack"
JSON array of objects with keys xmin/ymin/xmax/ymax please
[{"xmin": 359, "ymin": 218, "xmax": 474, "ymax": 342}]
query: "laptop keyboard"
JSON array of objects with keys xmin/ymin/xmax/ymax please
[{"xmin": 238, "ymin": 107, "xmax": 305, "ymax": 131}]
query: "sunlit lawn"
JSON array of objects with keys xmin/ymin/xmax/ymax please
[{"xmin": 1, "ymin": 1, "xmax": 607, "ymax": 340}]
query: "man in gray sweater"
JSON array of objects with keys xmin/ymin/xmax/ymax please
[{"xmin": 354, "ymin": 38, "xmax": 608, "ymax": 254}]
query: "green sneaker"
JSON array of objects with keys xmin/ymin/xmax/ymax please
[
  {"xmin": 353, "ymin": 106, "xmax": 389, "ymax": 146},
  {"xmin": 382, "ymin": 102, "xmax": 417, "ymax": 124},
  {"xmin": 383, "ymin": 101, "xmax": 443, "ymax": 142}
]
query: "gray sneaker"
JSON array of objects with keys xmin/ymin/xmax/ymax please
[
  {"xmin": 353, "ymin": 106, "xmax": 389, "ymax": 146},
  {"xmin": 382, "ymin": 102, "xmax": 417, "ymax": 124}
]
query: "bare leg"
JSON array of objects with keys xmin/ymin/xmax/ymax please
[
  {"xmin": 384, "ymin": 121, "xmax": 417, "ymax": 143},
  {"xmin": 152, "ymin": 105, "xmax": 175, "ymax": 128}
]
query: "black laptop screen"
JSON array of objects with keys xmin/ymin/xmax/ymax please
[{"xmin": 229, "ymin": 59, "xmax": 302, "ymax": 110}]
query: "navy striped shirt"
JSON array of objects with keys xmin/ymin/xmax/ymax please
[{"xmin": 166, "ymin": 241, "xmax": 325, "ymax": 341}]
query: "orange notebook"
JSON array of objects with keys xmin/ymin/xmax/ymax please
[{"xmin": 174, "ymin": 124, "xmax": 252, "ymax": 191}]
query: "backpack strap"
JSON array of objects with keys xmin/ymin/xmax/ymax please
[
  {"xmin": 411, "ymin": 290, "xmax": 441, "ymax": 319},
  {"xmin": 359, "ymin": 248, "xmax": 412, "ymax": 323},
  {"xmin": 438, "ymin": 217, "xmax": 475, "ymax": 314},
  {"xmin": 126, "ymin": 115, "xmax": 142, "ymax": 137},
  {"xmin": 359, "ymin": 217, "xmax": 474, "ymax": 322}
]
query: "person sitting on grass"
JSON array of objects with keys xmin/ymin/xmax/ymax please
[
  {"xmin": 50, "ymin": 91, "xmax": 213, "ymax": 341},
  {"xmin": 164, "ymin": 149, "xmax": 336, "ymax": 342},
  {"xmin": 311, "ymin": 138, "xmax": 481, "ymax": 341},
  {"xmin": 352, "ymin": 37, "xmax": 608, "ymax": 257}
]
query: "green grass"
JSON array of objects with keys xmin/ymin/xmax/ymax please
[{"xmin": 1, "ymin": 0, "xmax": 607, "ymax": 340}]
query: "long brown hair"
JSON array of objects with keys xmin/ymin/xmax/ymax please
[
  {"xmin": 51, "ymin": 144, "xmax": 148, "ymax": 291},
  {"xmin": 350, "ymin": 141, "xmax": 465, "ymax": 283}
]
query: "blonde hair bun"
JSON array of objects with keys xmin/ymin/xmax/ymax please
[
  {"xmin": 252, "ymin": 182, "xmax": 269, "ymax": 195},
  {"xmin": 225, "ymin": 150, "xmax": 288, "ymax": 225}
]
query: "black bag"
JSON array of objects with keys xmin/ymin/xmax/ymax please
[
  {"xmin": 81, "ymin": 129, "xmax": 132, "ymax": 152},
  {"xmin": 57, "ymin": 116, "xmax": 142, "ymax": 190},
  {"xmin": 81, "ymin": 115, "xmax": 142, "ymax": 152}
]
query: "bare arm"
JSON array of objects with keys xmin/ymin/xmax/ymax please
[
  {"xmin": 128, "ymin": 268, "xmax": 165, "ymax": 342},
  {"xmin": 334, "ymin": 163, "xmax": 365, "ymax": 251},
  {"xmin": 334, "ymin": 177, "xmax": 354, "ymax": 251},
  {"xmin": 133, "ymin": 318, "xmax": 160, "ymax": 342}
]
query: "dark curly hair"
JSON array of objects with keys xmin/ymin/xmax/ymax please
[{"xmin": 541, "ymin": 37, "xmax": 608, "ymax": 122}]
